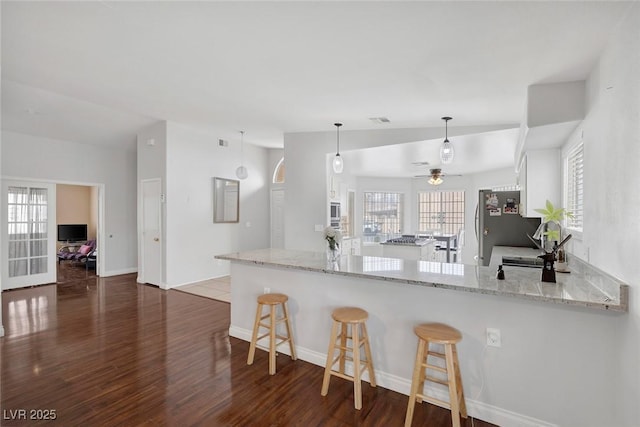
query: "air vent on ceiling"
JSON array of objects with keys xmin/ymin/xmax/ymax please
[
  {"xmin": 369, "ymin": 117, "xmax": 390, "ymax": 124},
  {"xmin": 218, "ymin": 139, "xmax": 228, "ymax": 147}
]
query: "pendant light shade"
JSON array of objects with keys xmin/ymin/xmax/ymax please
[
  {"xmin": 332, "ymin": 123, "xmax": 344, "ymax": 174},
  {"xmin": 235, "ymin": 130, "xmax": 249, "ymax": 180},
  {"xmin": 440, "ymin": 116, "xmax": 454, "ymax": 165}
]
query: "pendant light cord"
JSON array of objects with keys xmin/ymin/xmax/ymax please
[
  {"xmin": 240, "ymin": 130, "xmax": 245, "ymax": 165},
  {"xmin": 334, "ymin": 123, "xmax": 341, "ymax": 155},
  {"xmin": 444, "ymin": 117, "xmax": 451, "ymax": 142}
]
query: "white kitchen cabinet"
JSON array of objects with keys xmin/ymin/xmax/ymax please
[
  {"xmin": 518, "ymin": 149, "xmax": 561, "ymax": 217},
  {"xmin": 341, "ymin": 237, "xmax": 361, "ymax": 255}
]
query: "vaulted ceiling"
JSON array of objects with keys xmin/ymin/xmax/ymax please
[{"xmin": 1, "ymin": 1, "xmax": 631, "ymax": 168}]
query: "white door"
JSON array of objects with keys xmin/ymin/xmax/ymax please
[
  {"xmin": 141, "ymin": 179, "xmax": 162, "ymax": 286},
  {"xmin": 2, "ymin": 181, "xmax": 57, "ymax": 290},
  {"xmin": 271, "ymin": 188, "xmax": 285, "ymax": 248}
]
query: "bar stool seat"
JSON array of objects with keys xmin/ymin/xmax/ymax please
[
  {"xmin": 247, "ymin": 293, "xmax": 296, "ymax": 375},
  {"xmin": 321, "ymin": 307, "xmax": 376, "ymax": 410},
  {"xmin": 405, "ymin": 322, "xmax": 467, "ymax": 427}
]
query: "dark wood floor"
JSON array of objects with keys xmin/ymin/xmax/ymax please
[{"xmin": 1, "ymin": 267, "xmax": 496, "ymax": 427}]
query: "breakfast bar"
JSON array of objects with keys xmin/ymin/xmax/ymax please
[{"xmin": 216, "ymin": 249, "xmax": 629, "ymax": 427}]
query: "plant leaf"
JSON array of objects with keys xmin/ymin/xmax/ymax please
[{"xmin": 546, "ymin": 200, "xmax": 554, "ymax": 213}]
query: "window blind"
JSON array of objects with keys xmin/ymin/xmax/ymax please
[{"xmin": 565, "ymin": 142, "xmax": 584, "ymax": 230}]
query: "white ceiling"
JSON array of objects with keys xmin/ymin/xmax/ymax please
[{"xmin": 1, "ymin": 1, "xmax": 632, "ymax": 169}]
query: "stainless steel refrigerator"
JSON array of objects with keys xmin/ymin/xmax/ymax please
[{"xmin": 475, "ymin": 190, "xmax": 541, "ymax": 266}]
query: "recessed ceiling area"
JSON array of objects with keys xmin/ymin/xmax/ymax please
[
  {"xmin": 342, "ymin": 128, "xmax": 520, "ymax": 178},
  {"xmin": 1, "ymin": 1, "xmax": 632, "ymax": 158}
]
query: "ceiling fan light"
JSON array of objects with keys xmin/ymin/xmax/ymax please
[{"xmin": 428, "ymin": 176, "xmax": 443, "ymax": 185}]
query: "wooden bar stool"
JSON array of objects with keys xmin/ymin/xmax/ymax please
[
  {"xmin": 247, "ymin": 293, "xmax": 297, "ymax": 375},
  {"xmin": 405, "ymin": 322, "xmax": 467, "ymax": 427},
  {"xmin": 321, "ymin": 307, "xmax": 376, "ymax": 410}
]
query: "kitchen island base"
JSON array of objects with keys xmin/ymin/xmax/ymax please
[{"xmin": 227, "ymin": 258, "xmax": 623, "ymax": 427}]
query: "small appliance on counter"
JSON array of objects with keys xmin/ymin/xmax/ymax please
[
  {"xmin": 384, "ymin": 235, "xmax": 432, "ymax": 246},
  {"xmin": 476, "ymin": 190, "xmax": 541, "ymax": 266}
]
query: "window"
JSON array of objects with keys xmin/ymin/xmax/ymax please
[
  {"xmin": 417, "ymin": 191, "xmax": 465, "ymax": 235},
  {"xmin": 7, "ymin": 186, "xmax": 49, "ymax": 277},
  {"xmin": 272, "ymin": 157, "xmax": 285, "ymax": 184},
  {"xmin": 565, "ymin": 142, "xmax": 584, "ymax": 231},
  {"xmin": 363, "ymin": 192, "xmax": 404, "ymax": 242}
]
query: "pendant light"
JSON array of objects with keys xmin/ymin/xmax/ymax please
[
  {"xmin": 235, "ymin": 130, "xmax": 248, "ymax": 180},
  {"xmin": 439, "ymin": 116, "xmax": 454, "ymax": 165},
  {"xmin": 332, "ymin": 123, "xmax": 344, "ymax": 174}
]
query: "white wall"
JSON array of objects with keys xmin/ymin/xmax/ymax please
[
  {"xmin": 564, "ymin": 4, "xmax": 639, "ymax": 424},
  {"xmin": 1, "ymin": 131, "xmax": 137, "ymax": 276},
  {"xmin": 161, "ymin": 122, "xmax": 270, "ymax": 288}
]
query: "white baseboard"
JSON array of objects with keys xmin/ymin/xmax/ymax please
[
  {"xmin": 102, "ymin": 267, "xmax": 137, "ymax": 277},
  {"xmin": 229, "ymin": 325, "xmax": 556, "ymax": 427}
]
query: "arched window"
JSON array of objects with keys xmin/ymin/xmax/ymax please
[{"xmin": 273, "ymin": 157, "xmax": 285, "ymax": 184}]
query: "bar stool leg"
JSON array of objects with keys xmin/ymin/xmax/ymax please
[
  {"xmin": 268, "ymin": 304, "xmax": 277, "ymax": 375},
  {"xmin": 282, "ymin": 301, "xmax": 297, "ymax": 360},
  {"xmin": 361, "ymin": 322, "xmax": 376, "ymax": 387},
  {"xmin": 416, "ymin": 341, "xmax": 428, "ymax": 403},
  {"xmin": 321, "ymin": 320, "xmax": 339, "ymax": 396},
  {"xmin": 445, "ymin": 343, "xmax": 461, "ymax": 427},
  {"xmin": 247, "ymin": 303, "xmax": 263, "ymax": 365},
  {"xmin": 352, "ymin": 323, "xmax": 362, "ymax": 410},
  {"xmin": 405, "ymin": 339, "xmax": 426, "ymax": 427},
  {"xmin": 339, "ymin": 323, "xmax": 348, "ymax": 374},
  {"xmin": 453, "ymin": 345, "xmax": 467, "ymax": 418}
]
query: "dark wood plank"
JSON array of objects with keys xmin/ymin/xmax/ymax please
[{"xmin": 1, "ymin": 269, "xmax": 497, "ymax": 426}]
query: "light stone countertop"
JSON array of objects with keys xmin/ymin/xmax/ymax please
[{"xmin": 216, "ymin": 248, "xmax": 629, "ymax": 312}]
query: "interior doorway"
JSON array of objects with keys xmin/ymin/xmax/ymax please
[
  {"xmin": 1, "ymin": 179, "xmax": 105, "ymax": 290},
  {"xmin": 140, "ymin": 178, "xmax": 162, "ymax": 287},
  {"xmin": 55, "ymin": 183, "xmax": 102, "ymax": 282}
]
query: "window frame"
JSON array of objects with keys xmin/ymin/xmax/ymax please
[
  {"xmin": 563, "ymin": 140, "xmax": 584, "ymax": 237},
  {"xmin": 416, "ymin": 190, "xmax": 465, "ymax": 236},
  {"xmin": 362, "ymin": 191, "xmax": 405, "ymax": 242}
]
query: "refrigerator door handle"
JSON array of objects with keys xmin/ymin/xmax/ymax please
[{"xmin": 474, "ymin": 204, "xmax": 479, "ymax": 241}]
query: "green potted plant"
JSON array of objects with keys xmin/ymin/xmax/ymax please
[{"xmin": 533, "ymin": 200, "xmax": 573, "ymax": 252}]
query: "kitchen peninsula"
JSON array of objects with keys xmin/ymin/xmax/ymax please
[{"xmin": 216, "ymin": 249, "xmax": 629, "ymax": 426}]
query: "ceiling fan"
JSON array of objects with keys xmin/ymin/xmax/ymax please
[{"xmin": 413, "ymin": 168, "xmax": 462, "ymax": 186}]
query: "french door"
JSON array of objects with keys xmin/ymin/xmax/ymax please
[{"xmin": 2, "ymin": 180, "xmax": 57, "ymax": 290}]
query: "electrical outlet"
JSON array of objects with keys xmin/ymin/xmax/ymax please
[
  {"xmin": 263, "ymin": 287, "xmax": 271, "ymax": 294},
  {"xmin": 486, "ymin": 328, "xmax": 501, "ymax": 347}
]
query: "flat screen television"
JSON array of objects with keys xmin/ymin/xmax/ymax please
[{"xmin": 57, "ymin": 224, "xmax": 88, "ymax": 242}]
